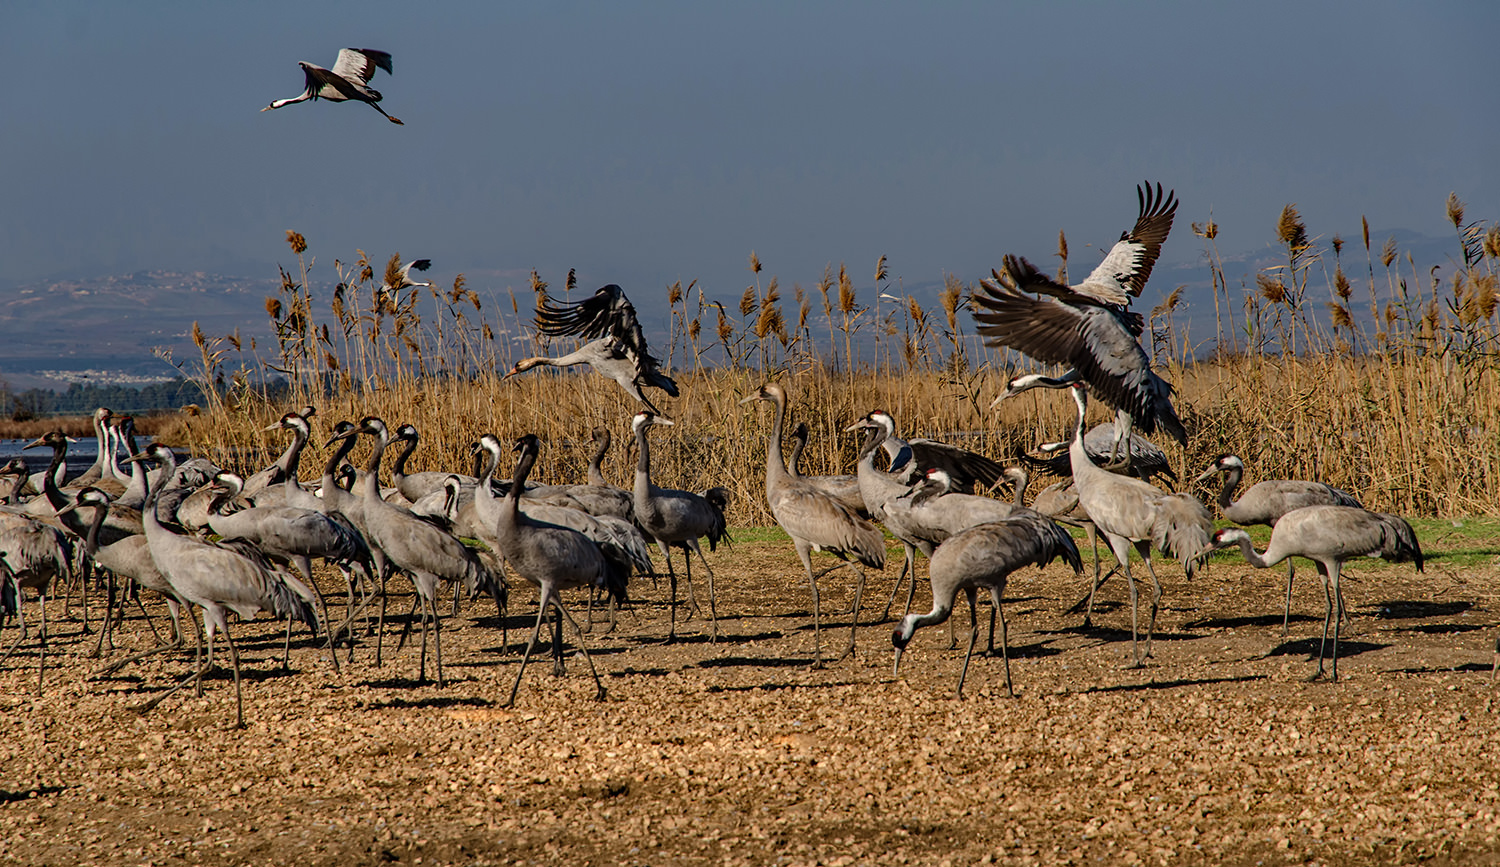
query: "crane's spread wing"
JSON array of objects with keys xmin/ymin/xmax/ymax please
[
  {"xmin": 535, "ymin": 284, "xmax": 665, "ymax": 373},
  {"xmin": 907, "ymin": 440, "xmax": 1006, "ymax": 494},
  {"xmin": 1077, "ymin": 181, "xmax": 1178, "ymax": 302},
  {"xmin": 972, "ymin": 274, "xmax": 1178, "ymax": 439},
  {"xmin": 333, "ymin": 48, "xmax": 393, "ymax": 84},
  {"xmin": 407, "ymin": 259, "xmax": 431, "ymax": 273},
  {"xmin": 303, "ymin": 63, "xmax": 380, "ymax": 102}
]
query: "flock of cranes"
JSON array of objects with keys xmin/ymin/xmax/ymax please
[{"xmin": 0, "ymin": 180, "xmax": 1444, "ymax": 725}]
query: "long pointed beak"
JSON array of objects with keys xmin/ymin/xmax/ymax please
[
  {"xmin": 1192, "ymin": 468, "xmax": 1218, "ymax": 486},
  {"xmin": 324, "ymin": 429, "xmax": 358, "ymax": 447},
  {"xmin": 737, "ymin": 394, "xmax": 759, "ymax": 406},
  {"xmin": 892, "ymin": 647, "xmax": 904, "ymax": 677},
  {"xmin": 842, "ymin": 419, "xmax": 871, "ymax": 433},
  {"xmin": 21, "ymin": 436, "xmax": 47, "ymax": 450}
]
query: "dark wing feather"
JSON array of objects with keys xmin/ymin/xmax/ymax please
[
  {"xmin": 535, "ymin": 283, "xmax": 669, "ymax": 380},
  {"xmin": 409, "ymin": 259, "xmax": 431, "ymax": 273},
  {"xmin": 907, "ymin": 440, "xmax": 1006, "ymax": 494}
]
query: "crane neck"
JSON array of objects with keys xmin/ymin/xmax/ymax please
[
  {"xmin": 1216, "ymin": 466, "xmax": 1243, "ymax": 511},
  {"xmin": 391, "ymin": 435, "xmax": 418, "ymax": 479},
  {"xmin": 587, "ymin": 432, "xmax": 611, "ymax": 488},
  {"xmin": 1227, "ymin": 530, "xmax": 1276, "ymax": 569},
  {"xmin": 633, "ymin": 422, "xmax": 653, "ymax": 495},
  {"xmin": 762, "ymin": 392, "xmax": 791, "ymax": 492}
]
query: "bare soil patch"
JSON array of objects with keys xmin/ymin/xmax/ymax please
[{"xmin": 2, "ymin": 523, "xmax": 1499, "ymax": 866}]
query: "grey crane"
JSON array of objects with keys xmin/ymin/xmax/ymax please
[
  {"xmin": 544, "ymin": 428, "xmax": 636, "ymax": 524},
  {"xmin": 330, "ymin": 417, "xmax": 501, "ymax": 686},
  {"xmin": 125, "ymin": 444, "xmax": 317, "ymax": 728},
  {"xmin": 261, "ymin": 48, "xmax": 404, "ymax": 125},
  {"xmin": 893, "ymin": 510, "xmax": 1081, "ymax": 697},
  {"xmin": 1062, "ymin": 382, "xmax": 1211, "ymax": 667},
  {"xmin": 630, "ymin": 410, "xmax": 730, "ymax": 642},
  {"xmin": 855, "ymin": 410, "xmax": 1007, "ymax": 494},
  {"xmin": 0, "ymin": 511, "xmax": 71, "ymax": 694},
  {"xmin": 1205, "ymin": 505, "xmax": 1422, "ymax": 681},
  {"xmin": 495, "ymin": 434, "xmax": 623, "ymax": 706},
  {"xmin": 842, "ymin": 419, "xmax": 943, "ymax": 623},
  {"xmin": 242, "ymin": 408, "xmax": 316, "ymax": 500},
  {"xmin": 1022, "ymin": 422, "xmax": 1178, "ymax": 489},
  {"xmin": 786, "ymin": 421, "xmax": 867, "ymax": 518},
  {"xmin": 382, "ymin": 258, "xmax": 433, "ymax": 298},
  {"xmin": 204, "ymin": 472, "xmax": 377, "ymax": 670},
  {"xmin": 387, "ymin": 423, "xmax": 478, "ymax": 504},
  {"xmin": 1006, "ymin": 465, "xmax": 1105, "ymax": 621},
  {"xmin": 106, "ymin": 415, "xmax": 149, "ymax": 510},
  {"xmin": 55, "ymin": 487, "xmax": 186, "ymax": 671},
  {"xmin": 976, "ymin": 182, "xmax": 1185, "ymax": 468},
  {"xmin": 879, "ymin": 465, "xmax": 1027, "ymax": 626},
  {"xmin": 742, "ymin": 384, "xmax": 884, "ymax": 667},
  {"xmin": 471, "ymin": 433, "xmax": 651, "ymax": 631},
  {"xmin": 508, "ymin": 284, "xmax": 679, "ymax": 414},
  {"xmin": 1195, "ymin": 454, "xmax": 1362, "ymax": 635}
]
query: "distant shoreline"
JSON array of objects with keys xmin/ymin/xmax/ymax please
[{"xmin": 0, "ymin": 413, "xmax": 174, "ymax": 440}]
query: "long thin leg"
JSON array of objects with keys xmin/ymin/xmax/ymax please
[
  {"xmin": 691, "ymin": 541, "xmax": 719, "ymax": 642},
  {"xmin": 1137, "ymin": 541, "xmax": 1164, "ymax": 659},
  {"xmin": 551, "ymin": 604, "xmax": 565, "ymax": 677},
  {"xmin": 992, "ymin": 586, "xmax": 1013, "ymax": 697},
  {"xmin": 797, "ymin": 544, "xmax": 823, "ymax": 669},
  {"xmin": 835, "ymin": 564, "xmax": 865, "ymax": 663},
  {"xmin": 661, "ymin": 544, "xmax": 679, "ymax": 644},
  {"xmin": 35, "ymin": 592, "xmax": 47, "ymax": 696},
  {"xmin": 225, "ymin": 627, "xmax": 245, "ymax": 729},
  {"xmin": 431, "ymin": 595, "xmax": 445, "ymax": 689},
  {"xmin": 504, "ymin": 588, "xmax": 552, "ymax": 707},
  {"xmin": 956, "ymin": 587, "xmax": 980, "ymax": 698},
  {"xmin": 1311, "ymin": 561, "xmax": 1337, "ymax": 682},
  {"xmin": 417, "ymin": 591, "xmax": 430, "ymax": 684},
  {"xmin": 880, "ymin": 545, "xmax": 915, "ymax": 622},
  {"xmin": 553, "ymin": 599, "xmax": 605, "ymax": 701},
  {"xmin": 375, "ymin": 572, "xmax": 389, "ymax": 667},
  {"xmin": 395, "ymin": 593, "xmax": 421, "ymax": 653},
  {"xmin": 1281, "ymin": 558, "xmax": 1296, "ymax": 637}
]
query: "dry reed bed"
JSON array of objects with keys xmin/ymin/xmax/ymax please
[{"xmin": 163, "ymin": 195, "xmax": 1500, "ymax": 521}]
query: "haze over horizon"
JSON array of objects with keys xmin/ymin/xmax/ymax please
[{"xmin": 3, "ymin": 3, "xmax": 1497, "ymax": 336}]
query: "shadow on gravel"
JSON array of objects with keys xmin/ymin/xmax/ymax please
[
  {"xmin": 1265, "ymin": 637, "xmax": 1387, "ymax": 659},
  {"xmin": 696, "ymin": 655, "xmax": 815, "ymax": 669},
  {"xmin": 1373, "ymin": 600, "xmax": 1473, "ymax": 619},
  {"xmin": 1058, "ymin": 624, "xmax": 1203, "ymax": 644},
  {"xmin": 1075, "ymin": 674, "xmax": 1266, "ymax": 694},
  {"xmin": 0, "ymin": 785, "xmax": 67, "ymax": 805},
  {"xmin": 704, "ymin": 678, "xmax": 867, "ymax": 694},
  {"xmin": 1398, "ymin": 622, "xmax": 1487, "ymax": 635},
  {"xmin": 1388, "ymin": 662, "xmax": 1493, "ymax": 675},
  {"xmin": 1182, "ymin": 613, "xmax": 1319, "ymax": 630}
]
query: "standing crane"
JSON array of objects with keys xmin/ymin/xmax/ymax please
[
  {"xmin": 329, "ymin": 418, "xmax": 501, "ymax": 686},
  {"xmin": 494, "ymin": 435, "xmax": 622, "ymax": 706},
  {"xmin": 786, "ymin": 421, "xmax": 867, "ymax": 518},
  {"xmin": 1205, "ymin": 505, "xmax": 1421, "ymax": 681},
  {"xmin": 0, "ymin": 511, "xmax": 71, "ymax": 694},
  {"xmin": 1062, "ymin": 382, "xmax": 1211, "ymax": 667},
  {"xmin": 853, "ymin": 410, "xmax": 1007, "ymax": 494},
  {"xmin": 975, "ymin": 182, "xmax": 1185, "ymax": 469},
  {"xmin": 125, "ymin": 444, "xmax": 317, "ymax": 728},
  {"xmin": 242, "ymin": 408, "xmax": 316, "ymax": 500},
  {"xmin": 261, "ymin": 48, "xmax": 404, "ymax": 124},
  {"xmin": 1194, "ymin": 454, "xmax": 1362, "ymax": 635},
  {"xmin": 630, "ymin": 411, "xmax": 730, "ymax": 642},
  {"xmin": 893, "ymin": 511, "xmax": 1081, "ymax": 697},
  {"xmin": 742, "ymin": 384, "xmax": 884, "ymax": 667},
  {"xmin": 507, "ymin": 284, "xmax": 679, "ymax": 414}
]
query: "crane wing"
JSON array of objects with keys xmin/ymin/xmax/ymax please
[
  {"xmin": 535, "ymin": 284, "xmax": 666, "ymax": 374},
  {"xmin": 333, "ymin": 48, "xmax": 393, "ymax": 84},
  {"xmin": 1077, "ymin": 181, "xmax": 1178, "ymax": 302}
]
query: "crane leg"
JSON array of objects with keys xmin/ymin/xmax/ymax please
[
  {"xmin": 992, "ymin": 586, "xmax": 1014, "ymax": 697},
  {"xmin": 553, "ymin": 599, "xmax": 605, "ymax": 701},
  {"xmin": 551, "ymin": 605, "xmax": 565, "ymax": 677},
  {"xmin": 1281, "ymin": 559, "xmax": 1296, "ymax": 638},
  {"xmin": 1138, "ymin": 541, "xmax": 1164, "ymax": 659},
  {"xmin": 956, "ymin": 587, "xmax": 981, "ymax": 699},
  {"xmin": 503, "ymin": 590, "xmax": 553, "ymax": 707},
  {"xmin": 880, "ymin": 546, "xmax": 914, "ymax": 622},
  {"xmin": 87, "ymin": 572, "xmax": 114, "ymax": 659},
  {"xmin": 396, "ymin": 593, "xmax": 421, "ymax": 654},
  {"xmin": 35, "ymin": 592, "xmax": 46, "ymax": 696},
  {"xmin": 662, "ymin": 548, "xmax": 679, "ymax": 644},
  {"xmin": 417, "ymin": 593, "xmax": 431, "ymax": 684},
  {"xmin": 224, "ymin": 627, "xmax": 244, "ymax": 729},
  {"xmin": 833, "ymin": 565, "xmax": 865, "ymax": 664},
  {"xmin": 1310, "ymin": 562, "xmax": 1338, "ymax": 682},
  {"xmin": 690, "ymin": 543, "xmax": 720, "ymax": 643},
  {"xmin": 375, "ymin": 573, "xmax": 389, "ymax": 667},
  {"xmin": 801, "ymin": 547, "xmax": 825, "ymax": 669},
  {"xmin": 431, "ymin": 595, "xmax": 445, "ymax": 689}
]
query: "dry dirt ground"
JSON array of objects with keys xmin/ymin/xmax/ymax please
[{"xmin": 2, "ymin": 520, "xmax": 1500, "ymax": 867}]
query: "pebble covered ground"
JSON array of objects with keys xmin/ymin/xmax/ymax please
[{"xmin": 2, "ymin": 521, "xmax": 1498, "ymax": 866}]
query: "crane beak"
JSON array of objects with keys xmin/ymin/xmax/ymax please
[
  {"xmin": 1191, "ymin": 468, "xmax": 1219, "ymax": 486},
  {"xmin": 262, "ymin": 421, "xmax": 284, "ymax": 432},
  {"xmin": 324, "ymin": 428, "xmax": 359, "ymax": 447},
  {"xmin": 892, "ymin": 646, "xmax": 904, "ymax": 677},
  {"xmin": 842, "ymin": 419, "xmax": 872, "ymax": 433},
  {"xmin": 21, "ymin": 436, "xmax": 46, "ymax": 450}
]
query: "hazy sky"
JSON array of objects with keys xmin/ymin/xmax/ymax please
[{"xmin": 3, "ymin": 2, "xmax": 1496, "ymax": 310}]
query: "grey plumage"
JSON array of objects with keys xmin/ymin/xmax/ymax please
[
  {"xmin": 743, "ymin": 384, "xmax": 883, "ymax": 667},
  {"xmin": 1195, "ymin": 453, "xmax": 1362, "ymax": 635},
  {"xmin": 1207, "ymin": 505, "xmax": 1422, "ymax": 681},
  {"xmin": 511, "ymin": 284, "xmax": 678, "ymax": 413},
  {"xmin": 893, "ymin": 511, "xmax": 1081, "ymax": 697},
  {"xmin": 854, "ymin": 410, "xmax": 1007, "ymax": 494},
  {"xmin": 331, "ymin": 418, "xmax": 504, "ymax": 686},
  {"xmin": 242, "ymin": 409, "xmax": 315, "ymax": 500},
  {"xmin": 1063, "ymin": 383, "xmax": 1211, "ymax": 667},
  {"xmin": 262, "ymin": 47, "xmax": 404, "ymax": 125},
  {"xmin": 127, "ymin": 444, "xmax": 318, "ymax": 728},
  {"xmin": 630, "ymin": 411, "xmax": 730, "ymax": 643},
  {"xmin": 494, "ymin": 434, "xmax": 618, "ymax": 707},
  {"xmin": 786, "ymin": 421, "xmax": 867, "ymax": 518},
  {"xmin": 1023, "ymin": 422, "xmax": 1178, "ymax": 488},
  {"xmin": 977, "ymin": 182, "xmax": 1185, "ymax": 462}
]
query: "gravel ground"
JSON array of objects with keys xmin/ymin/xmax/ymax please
[{"xmin": 2, "ymin": 523, "xmax": 1498, "ymax": 867}]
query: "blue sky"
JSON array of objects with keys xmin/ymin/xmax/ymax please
[{"xmin": 3, "ymin": 2, "xmax": 1496, "ymax": 314}]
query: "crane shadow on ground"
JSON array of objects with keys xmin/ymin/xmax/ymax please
[
  {"xmin": 1395, "ymin": 622, "xmax": 1487, "ymax": 635},
  {"xmin": 1180, "ymin": 612, "xmax": 1321, "ymax": 630},
  {"xmin": 1370, "ymin": 600, "xmax": 1473, "ymax": 619},
  {"xmin": 1049, "ymin": 623, "xmax": 1204, "ymax": 645},
  {"xmin": 703, "ymin": 678, "xmax": 872, "ymax": 694},
  {"xmin": 1073, "ymin": 674, "xmax": 1266, "ymax": 695},
  {"xmin": 695, "ymin": 655, "xmax": 828, "ymax": 670},
  {"xmin": 1386, "ymin": 662, "xmax": 1493, "ymax": 675},
  {"xmin": 1263, "ymin": 637, "xmax": 1387, "ymax": 660},
  {"xmin": 0, "ymin": 785, "xmax": 67, "ymax": 805}
]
